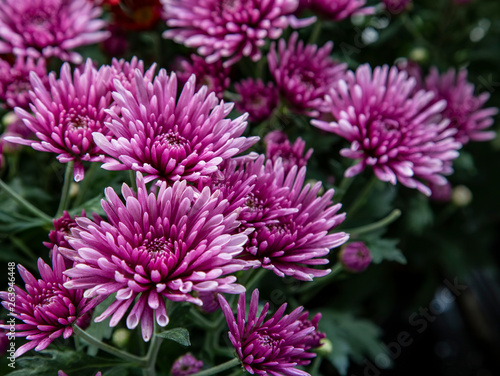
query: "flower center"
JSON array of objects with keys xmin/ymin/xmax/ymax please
[
  {"xmin": 145, "ymin": 238, "xmax": 172, "ymax": 255},
  {"xmin": 154, "ymin": 131, "xmax": 188, "ymax": 148}
]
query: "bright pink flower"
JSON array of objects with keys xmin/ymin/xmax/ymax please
[
  {"xmin": 162, "ymin": 0, "xmax": 314, "ymax": 67},
  {"xmin": 8, "ymin": 59, "xmax": 115, "ymax": 182},
  {"xmin": 94, "ymin": 69, "xmax": 258, "ymax": 185},
  {"xmin": 268, "ymin": 32, "xmax": 347, "ymax": 116},
  {"xmin": 234, "ymin": 79, "xmax": 279, "ymax": 123},
  {"xmin": 0, "ymin": 249, "xmax": 96, "ymax": 357},
  {"xmin": 424, "ymin": 68, "xmax": 498, "ymax": 145},
  {"xmin": 298, "ymin": 0, "xmax": 374, "ymax": 21},
  {"xmin": 63, "ymin": 173, "xmax": 251, "ymax": 341},
  {"xmin": 0, "ymin": 56, "xmax": 48, "ymax": 110},
  {"xmin": 218, "ymin": 289, "xmax": 322, "ymax": 376},
  {"xmin": 312, "ymin": 64, "xmax": 462, "ymax": 196},
  {"xmin": 265, "ymin": 131, "xmax": 313, "ymax": 174},
  {"xmin": 0, "ymin": 0, "xmax": 109, "ymax": 64},
  {"xmin": 176, "ymin": 54, "xmax": 231, "ymax": 99}
]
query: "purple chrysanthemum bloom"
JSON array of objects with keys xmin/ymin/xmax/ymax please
[
  {"xmin": 265, "ymin": 131, "xmax": 313, "ymax": 174},
  {"xmin": 298, "ymin": 0, "xmax": 374, "ymax": 21},
  {"xmin": 94, "ymin": 69, "xmax": 258, "ymax": 185},
  {"xmin": 107, "ymin": 56, "xmax": 157, "ymax": 95},
  {"xmin": 43, "ymin": 210, "xmax": 86, "ymax": 251},
  {"xmin": 383, "ymin": 0, "xmax": 412, "ymax": 13},
  {"xmin": 0, "ymin": 0, "xmax": 109, "ymax": 64},
  {"xmin": 171, "ymin": 353, "xmax": 204, "ymax": 376},
  {"xmin": 339, "ymin": 241, "xmax": 372, "ymax": 272},
  {"xmin": 234, "ymin": 79, "xmax": 279, "ymax": 123},
  {"xmin": 162, "ymin": 0, "xmax": 315, "ymax": 67},
  {"xmin": 0, "ymin": 113, "xmax": 33, "ymax": 155},
  {"xmin": 0, "ymin": 249, "xmax": 96, "ymax": 357},
  {"xmin": 312, "ymin": 64, "xmax": 462, "ymax": 196},
  {"xmin": 0, "ymin": 56, "xmax": 48, "ymax": 110},
  {"xmin": 268, "ymin": 32, "xmax": 347, "ymax": 116},
  {"xmin": 176, "ymin": 54, "xmax": 231, "ymax": 99},
  {"xmin": 298, "ymin": 312, "xmax": 325, "ymax": 349},
  {"xmin": 424, "ymin": 68, "xmax": 498, "ymax": 145},
  {"xmin": 218, "ymin": 289, "xmax": 321, "ymax": 376},
  {"xmin": 63, "ymin": 172, "xmax": 251, "ymax": 341},
  {"xmin": 7, "ymin": 59, "xmax": 114, "ymax": 182},
  {"xmin": 217, "ymin": 155, "xmax": 348, "ymax": 280}
]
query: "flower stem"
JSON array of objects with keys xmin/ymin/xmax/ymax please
[
  {"xmin": 344, "ymin": 209, "xmax": 402, "ymax": 236},
  {"xmin": 310, "ymin": 355, "xmax": 323, "ymax": 376},
  {"xmin": 189, "ymin": 358, "xmax": 241, "ymax": 376},
  {"xmin": 129, "ymin": 170, "xmax": 137, "ymax": 191},
  {"xmin": 56, "ymin": 161, "xmax": 74, "ymax": 217},
  {"xmin": 0, "ymin": 178, "xmax": 52, "ymax": 223},
  {"xmin": 308, "ymin": 19, "xmax": 323, "ymax": 45},
  {"xmin": 73, "ymin": 325, "xmax": 147, "ymax": 367},
  {"xmin": 346, "ymin": 175, "xmax": 378, "ymax": 218},
  {"xmin": 244, "ymin": 268, "xmax": 267, "ymax": 292},
  {"xmin": 144, "ymin": 327, "xmax": 163, "ymax": 376},
  {"xmin": 189, "ymin": 309, "xmax": 219, "ymax": 330}
]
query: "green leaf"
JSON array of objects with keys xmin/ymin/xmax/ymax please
[
  {"xmin": 319, "ymin": 311, "xmax": 388, "ymax": 375},
  {"xmin": 6, "ymin": 349, "xmax": 123, "ymax": 376},
  {"xmin": 156, "ymin": 328, "xmax": 191, "ymax": 346},
  {"xmin": 364, "ymin": 237, "xmax": 407, "ymax": 265}
]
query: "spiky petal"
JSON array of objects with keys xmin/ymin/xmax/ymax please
[
  {"xmin": 218, "ymin": 289, "xmax": 322, "ymax": 376},
  {"xmin": 0, "ymin": 249, "xmax": 96, "ymax": 357},
  {"xmin": 312, "ymin": 64, "xmax": 462, "ymax": 196},
  {"xmin": 0, "ymin": 0, "xmax": 109, "ymax": 64},
  {"xmin": 63, "ymin": 172, "xmax": 251, "ymax": 341},
  {"xmin": 94, "ymin": 69, "xmax": 258, "ymax": 185}
]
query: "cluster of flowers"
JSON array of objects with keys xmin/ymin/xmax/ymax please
[{"xmin": 0, "ymin": 0, "xmax": 496, "ymax": 375}]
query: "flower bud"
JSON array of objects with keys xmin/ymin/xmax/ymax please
[{"xmin": 340, "ymin": 242, "xmax": 372, "ymax": 272}]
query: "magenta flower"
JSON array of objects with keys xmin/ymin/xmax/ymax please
[
  {"xmin": 176, "ymin": 54, "xmax": 231, "ymax": 99},
  {"xmin": 298, "ymin": 0, "xmax": 374, "ymax": 21},
  {"xmin": 162, "ymin": 0, "xmax": 314, "ymax": 67},
  {"xmin": 0, "ymin": 0, "xmax": 109, "ymax": 64},
  {"xmin": 234, "ymin": 79, "xmax": 279, "ymax": 123},
  {"xmin": 218, "ymin": 289, "xmax": 321, "ymax": 376},
  {"xmin": 63, "ymin": 173, "xmax": 251, "ymax": 341},
  {"xmin": 424, "ymin": 68, "xmax": 498, "ymax": 145},
  {"xmin": 0, "ymin": 56, "xmax": 48, "ymax": 110},
  {"xmin": 8, "ymin": 59, "xmax": 114, "ymax": 182},
  {"xmin": 383, "ymin": 0, "xmax": 412, "ymax": 13},
  {"xmin": 107, "ymin": 56, "xmax": 157, "ymax": 95},
  {"xmin": 217, "ymin": 155, "xmax": 348, "ymax": 280},
  {"xmin": 171, "ymin": 353, "xmax": 204, "ymax": 376},
  {"xmin": 0, "ymin": 249, "xmax": 96, "ymax": 357},
  {"xmin": 94, "ymin": 69, "xmax": 258, "ymax": 185},
  {"xmin": 265, "ymin": 131, "xmax": 313, "ymax": 174},
  {"xmin": 339, "ymin": 241, "xmax": 372, "ymax": 272},
  {"xmin": 268, "ymin": 32, "xmax": 347, "ymax": 116},
  {"xmin": 312, "ymin": 64, "xmax": 462, "ymax": 196}
]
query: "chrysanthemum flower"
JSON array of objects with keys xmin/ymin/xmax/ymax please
[
  {"xmin": 43, "ymin": 210, "xmax": 86, "ymax": 251},
  {"xmin": 312, "ymin": 64, "xmax": 462, "ymax": 196},
  {"xmin": 298, "ymin": 0, "xmax": 374, "ymax": 21},
  {"xmin": 424, "ymin": 68, "xmax": 498, "ymax": 145},
  {"xmin": 8, "ymin": 60, "xmax": 114, "ymax": 182},
  {"xmin": 268, "ymin": 32, "xmax": 347, "ymax": 116},
  {"xmin": 383, "ymin": 0, "xmax": 412, "ymax": 14},
  {"xmin": 217, "ymin": 155, "xmax": 348, "ymax": 280},
  {"xmin": 107, "ymin": 57, "xmax": 157, "ymax": 95},
  {"xmin": 0, "ymin": 249, "xmax": 96, "ymax": 357},
  {"xmin": 339, "ymin": 241, "xmax": 372, "ymax": 272},
  {"xmin": 176, "ymin": 54, "xmax": 231, "ymax": 99},
  {"xmin": 218, "ymin": 289, "xmax": 322, "ymax": 376},
  {"xmin": 0, "ymin": 0, "xmax": 109, "ymax": 64},
  {"xmin": 171, "ymin": 353, "xmax": 204, "ymax": 376},
  {"xmin": 162, "ymin": 0, "xmax": 314, "ymax": 67},
  {"xmin": 234, "ymin": 79, "xmax": 279, "ymax": 123},
  {"xmin": 265, "ymin": 131, "xmax": 313, "ymax": 174},
  {"xmin": 94, "ymin": 69, "xmax": 258, "ymax": 184},
  {"xmin": 0, "ymin": 56, "xmax": 48, "ymax": 110},
  {"xmin": 63, "ymin": 173, "xmax": 251, "ymax": 341}
]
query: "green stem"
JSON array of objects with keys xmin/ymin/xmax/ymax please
[
  {"xmin": 334, "ymin": 175, "xmax": 354, "ymax": 203},
  {"xmin": 73, "ymin": 325, "xmax": 146, "ymax": 367},
  {"xmin": 308, "ymin": 19, "xmax": 323, "ymax": 45},
  {"xmin": 0, "ymin": 179, "xmax": 52, "ymax": 223},
  {"xmin": 244, "ymin": 268, "xmax": 267, "ymax": 292},
  {"xmin": 297, "ymin": 262, "xmax": 344, "ymax": 294},
  {"xmin": 73, "ymin": 162, "xmax": 99, "ymax": 206},
  {"xmin": 129, "ymin": 170, "xmax": 137, "ymax": 191},
  {"xmin": 346, "ymin": 175, "xmax": 378, "ymax": 219},
  {"xmin": 310, "ymin": 355, "xmax": 323, "ymax": 376},
  {"xmin": 189, "ymin": 309, "xmax": 218, "ymax": 330},
  {"xmin": 56, "ymin": 161, "xmax": 74, "ymax": 217},
  {"xmin": 144, "ymin": 328, "xmax": 163, "ymax": 376},
  {"xmin": 189, "ymin": 358, "xmax": 241, "ymax": 376},
  {"xmin": 344, "ymin": 209, "xmax": 402, "ymax": 236}
]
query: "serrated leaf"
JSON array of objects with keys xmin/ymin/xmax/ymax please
[
  {"xmin": 365, "ymin": 237, "xmax": 407, "ymax": 265},
  {"xmin": 156, "ymin": 328, "xmax": 190, "ymax": 346},
  {"xmin": 319, "ymin": 310, "xmax": 388, "ymax": 375}
]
